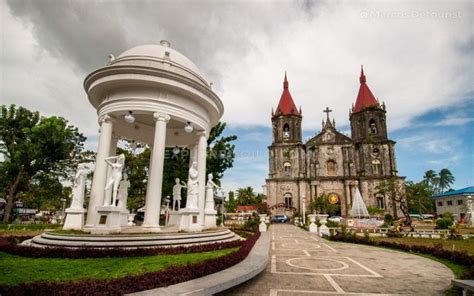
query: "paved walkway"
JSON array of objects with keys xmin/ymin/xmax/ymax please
[{"xmin": 221, "ymin": 224, "xmax": 453, "ymax": 296}]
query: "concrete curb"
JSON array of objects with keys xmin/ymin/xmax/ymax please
[{"xmin": 128, "ymin": 232, "xmax": 270, "ymax": 296}]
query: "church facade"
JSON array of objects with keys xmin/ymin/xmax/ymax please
[{"xmin": 265, "ymin": 68, "xmax": 404, "ymax": 218}]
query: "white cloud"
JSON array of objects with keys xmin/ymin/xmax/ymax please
[
  {"xmin": 2, "ymin": 0, "xmax": 472, "ymax": 136},
  {"xmin": 434, "ymin": 117, "xmax": 474, "ymax": 127}
]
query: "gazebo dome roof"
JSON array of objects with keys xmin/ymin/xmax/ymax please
[{"xmin": 111, "ymin": 41, "xmax": 209, "ymax": 86}]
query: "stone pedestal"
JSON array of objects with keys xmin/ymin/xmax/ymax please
[
  {"xmin": 316, "ymin": 214, "xmax": 329, "ymax": 237},
  {"xmin": 90, "ymin": 206, "xmax": 122, "ymax": 234},
  {"xmin": 258, "ymin": 214, "xmax": 267, "ymax": 232},
  {"xmin": 294, "ymin": 217, "xmax": 300, "ymax": 226},
  {"xmin": 308, "ymin": 214, "xmax": 318, "ymax": 233},
  {"xmin": 120, "ymin": 208, "xmax": 130, "ymax": 227},
  {"xmin": 127, "ymin": 213, "xmax": 136, "ymax": 226},
  {"xmin": 168, "ymin": 211, "xmax": 182, "ymax": 226},
  {"xmin": 179, "ymin": 208, "xmax": 202, "ymax": 232},
  {"xmin": 204, "ymin": 210, "xmax": 217, "ymax": 229},
  {"xmin": 63, "ymin": 208, "xmax": 87, "ymax": 231}
]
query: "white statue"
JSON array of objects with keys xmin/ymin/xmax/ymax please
[
  {"xmin": 117, "ymin": 174, "xmax": 130, "ymax": 208},
  {"xmin": 205, "ymin": 173, "xmax": 220, "ymax": 211},
  {"xmin": 186, "ymin": 161, "xmax": 199, "ymax": 209},
  {"xmin": 172, "ymin": 178, "xmax": 187, "ymax": 210},
  {"xmin": 70, "ymin": 164, "xmax": 87, "ymax": 209},
  {"xmin": 104, "ymin": 154, "xmax": 126, "ymax": 206}
]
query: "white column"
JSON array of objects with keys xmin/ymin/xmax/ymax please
[
  {"xmin": 197, "ymin": 131, "xmax": 208, "ymax": 225},
  {"xmin": 143, "ymin": 113, "xmax": 170, "ymax": 231},
  {"xmin": 103, "ymin": 133, "xmax": 119, "ymax": 206},
  {"xmin": 85, "ymin": 115, "xmax": 114, "ymax": 227},
  {"xmin": 189, "ymin": 144, "xmax": 197, "ymax": 167}
]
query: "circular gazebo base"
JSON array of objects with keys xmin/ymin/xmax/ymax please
[{"xmin": 25, "ymin": 227, "xmax": 241, "ymax": 249}]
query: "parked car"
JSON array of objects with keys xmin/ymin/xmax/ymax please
[{"xmin": 271, "ymin": 215, "xmax": 289, "ymax": 223}]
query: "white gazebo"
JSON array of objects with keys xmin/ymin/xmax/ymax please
[{"xmin": 82, "ymin": 41, "xmax": 223, "ymax": 233}]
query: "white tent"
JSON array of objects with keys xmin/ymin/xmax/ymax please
[{"xmin": 350, "ymin": 188, "xmax": 369, "ymax": 218}]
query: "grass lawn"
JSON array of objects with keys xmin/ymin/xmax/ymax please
[
  {"xmin": 0, "ymin": 247, "xmax": 238, "ymax": 287},
  {"xmin": 0, "ymin": 224, "xmax": 61, "ymax": 237},
  {"xmin": 371, "ymin": 237, "xmax": 474, "ymax": 256}
]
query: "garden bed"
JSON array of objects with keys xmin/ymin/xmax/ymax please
[
  {"xmin": 0, "ymin": 232, "xmax": 260, "ymax": 295},
  {"xmin": 371, "ymin": 236, "xmax": 474, "ymax": 256}
]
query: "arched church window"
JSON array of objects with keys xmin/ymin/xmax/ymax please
[
  {"xmin": 327, "ymin": 160, "xmax": 336, "ymax": 176},
  {"xmin": 283, "ymin": 123, "xmax": 290, "ymax": 139},
  {"xmin": 376, "ymin": 195, "xmax": 385, "ymax": 209},
  {"xmin": 284, "ymin": 193, "xmax": 293, "ymax": 209},
  {"xmin": 369, "ymin": 119, "xmax": 377, "ymax": 134},
  {"xmin": 283, "ymin": 162, "xmax": 292, "ymax": 176},
  {"xmin": 372, "ymin": 159, "xmax": 382, "ymax": 175}
]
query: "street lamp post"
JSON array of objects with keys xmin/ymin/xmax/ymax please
[
  {"xmin": 221, "ymin": 190, "xmax": 226, "ymax": 227},
  {"xmin": 302, "ymin": 195, "xmax": 306, "ymax": 225}
]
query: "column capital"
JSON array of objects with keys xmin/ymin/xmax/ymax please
[
  {"xmin": 153, "ymin": 112, "xmax": 171, "ymax": 122},
  {"xmin": 197, "ymin": 130, "xmax": 208, "ymax": 138},
  {"xmin": 98, "ymin": 114, "xmax": 115, "ymax": 125}
]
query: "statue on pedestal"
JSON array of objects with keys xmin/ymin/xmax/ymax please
[
  {"xmin": 70, "ymin": 164, "xmax": 87, "ymax": 209},
  {"xmin": 172, "ymin": 178, "xmax": 186, "ymax": 210},
  {"xmin": 117, "ymin": 174, "xmax": 130, "ymax": 208},
  {"xmin": 186, "ymin": 161, "xmax": 199, "ymax": 209},
  {"xmin": 104, "ymin": 154, "xmax": 126, "ymax": 206},
  {"xmin": 205, "ymin": 173, "xmax": 220, "ymax": 211}
]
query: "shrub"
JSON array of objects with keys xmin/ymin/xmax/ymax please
[
  {"xmin": 326, "ymin": 220, "xmax": 340, "ymax": 228},
  {"xmin": 436, "ymin": 218, "xmax": 453, "ymax": 229},
  {"xmin": 442, "ymin": 212, "xmax": 455, "ymax": 222},
  {"xmin": 0, "ymin": 236, "xmax": 244, "ymax": 259},
  {"xmin": 384, "ymin": 214, "xmax": 394, "ymax": 225},
  {"xmin": 243, "ymin": 217, "xmax": 260, "ymax": 232},
  {"xmin": 0, "ymin": 232, "xmax": 261, "ymax": 295}
]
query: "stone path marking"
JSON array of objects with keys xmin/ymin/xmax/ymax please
[{"xmin": 221, "ymin": 224, "xmax": 453, "ymax": 296}]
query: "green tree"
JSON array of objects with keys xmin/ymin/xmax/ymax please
[
  {"xmin": 405, "ymin": 181, "xmax": 435, "ymax": 214},
  {"xmin": 116, "ymin": 122, "xmax": 236, "ymax": 210},
  {"xmin": 376, "ymin": 178, "xmax": 411, "ymax": 225},
  {"xmin": 0, "ymin": 105, "xmax": 87, "ymax": 222},
  {"xmin": 438, "ymin": 168, "xmax": 455, "ymax": 193},
  {"xmin": 117, "ymin": 142, "xmax": 151, "ymax": 211},
  {"xmin": 422, "ymin": 169, "xmax": 439, "ymax": 188},
  {"xmin": 226, "ymin": 191, "xmax": 237, "ymax": 212},
  {"xmin": 236, "ymin": 186, "xmax": 257, "ymax": 205}
]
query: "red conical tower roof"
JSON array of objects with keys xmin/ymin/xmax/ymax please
[
  {"xmin": 274, "ymin": 73, "xmax": 301, "ymax": 116},
  {"xmin": 354, "ymin": 66, "xmax": 379, "ymax": 113}
]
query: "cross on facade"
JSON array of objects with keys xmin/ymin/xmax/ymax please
[{"xmin": 323, "ymin": 107, "xmax": 332, "ymax": 121}]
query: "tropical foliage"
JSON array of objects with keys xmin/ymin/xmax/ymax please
[
  {"xmin": 405, "ymin": 181, "xmax": 435, "ymax": 214},
  {"xmin": 422, "ymin": 168, "xmax": 455, "ymax": 193},
  {"xmin": 0, "ymin": 105, "xmax": 90, "ymax": 222},
  {"xmin": 309, "ymin": 193, "xmax": 340, "ymax": 215},
  {"xmin": 376, "ymin": 178, "xmax": 411, "ymax": 224},
  {"xmin": 116, "ymin": 122, "xmax": 236, "ymax": 211}
]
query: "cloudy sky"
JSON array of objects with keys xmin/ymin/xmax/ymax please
[{"xmin": 1, "ymin": 0, "xmax": 473, "ymax": 193}]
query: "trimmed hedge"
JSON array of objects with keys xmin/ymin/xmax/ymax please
[
  {"xmin": 0, "ymin": 232, "xmax": 260, "ymax": 295},
  {"xmin": 329, "ymin": 233, "xmax": 474, "ymax": 279},
  {"xmin": 0, "ymin": 236, "xmax": 244, "ymax": 258}
]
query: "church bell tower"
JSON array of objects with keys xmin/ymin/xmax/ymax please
[
  {"xmin": 271, "ymin": 73, "xmax": 302, "ymax": 144},
  {"xmin": 350, "ymin": 66, "xmax": 396, "ymax": 177},
  {"xmin": 268, "ymin": 73, "xmax": 303, "ymax": 180},
  {"xmin": 350, "ymin": 66, "xmax": 388, "ymax": 142}
]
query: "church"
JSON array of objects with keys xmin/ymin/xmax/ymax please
[{"xmin": 265, "ymin": 67, "xmax": 404, "ymax": 218}]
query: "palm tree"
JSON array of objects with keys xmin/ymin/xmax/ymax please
[
  {"xmin": 236, "ymin": 187, "xmax": 257, "ymax": 205},
  {"xmin": 438, "ymin": 168, "xmax": 455, "ymax": 193},
  {"xmin": 423, "ymin": 170, "xmax": 438, "ymax": 187}
]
